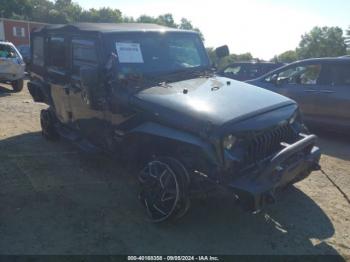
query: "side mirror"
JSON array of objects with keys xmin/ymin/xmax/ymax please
[
  {"xmin": 269, "ymin": 74, "xmax": 278, "ymax": 85},
  {"xmin": 276, "ymin": 77, "xmax": 289, "ymax": 86},
  {"xmin": 215, "ymin": 45, "xmax": 230, "ymax": 58}
]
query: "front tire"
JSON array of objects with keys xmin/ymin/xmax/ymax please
[
  {"xmin": 40, "ymin": 109, "xmax": 59, "ymax": 141},
  {"xmin": 11, "ymin": 79, "xmax": 24, "ymax": 92},
  {"xmin": 138, "ymin": 157, "xmax": 190, "ymax": 223}
]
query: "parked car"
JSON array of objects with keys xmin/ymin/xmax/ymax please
[
  {"xmin": 16, "ymin": 45, "xmax": 31, "ymax": 64},
  {"xmin": 28, "ymin": 23, "xmax": 320, "ymax": 222},
  {"xmin": 0, "ymin": 41, "xmax": 25, "ymax": 92},
  {"xmin": 218, "ymin": 61, "xmax": 284, "ymax": 81},
  {"xmin": 247, "ymin": 57, "xmax": 350, "ymax": 131}
]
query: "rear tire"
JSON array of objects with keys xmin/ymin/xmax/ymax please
[
  {"xmin": 11, "ymin": 79, "xmax": 24, "ymax": 92},
  {"xmin": 40, "ymin": 109, "xmax": 59, "ymax": 141}
]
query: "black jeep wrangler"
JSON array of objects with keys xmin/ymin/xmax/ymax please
[{"xmin": 28, "ymin": 23, "xmax": 321, "ymax": 222}]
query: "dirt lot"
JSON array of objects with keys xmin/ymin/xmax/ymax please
[{"xmin": 0, "ymin": 82, "xmax": 350, "ymax": 256}]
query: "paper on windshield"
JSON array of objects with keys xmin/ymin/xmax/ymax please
[{"xmin": 115, "ymin": 42, "xmax": 144, "ymax": 63}]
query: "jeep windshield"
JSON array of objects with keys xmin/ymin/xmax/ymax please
[{"xmin": 107, "ymin": 32, "xmax": 210, "ymax": 80}]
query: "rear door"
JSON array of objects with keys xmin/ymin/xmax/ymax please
[
  {"xmin": 313, "ymin": 62, "xmax": 350, "ymax": 128},
  {"xmin": 46, "ymin": 35, "xmax": 71, "ymax": 124}
]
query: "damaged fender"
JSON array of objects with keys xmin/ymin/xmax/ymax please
[{"xmin": 129, "ymin": 122, "xmax": 219, "ymax": 165}]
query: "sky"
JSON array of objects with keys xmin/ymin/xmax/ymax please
[{"xmin": 74, "ymin": 0, "xmax": 350, "ymax": 60}]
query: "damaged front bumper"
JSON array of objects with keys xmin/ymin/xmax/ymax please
[{"xmin": 227, "ymin": 133, "xmax": 321, "ymax": 212}]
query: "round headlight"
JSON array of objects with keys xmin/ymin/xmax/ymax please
[{"xmin": 223, "ymin": 135, "xmax": 237, "ymax": 150}]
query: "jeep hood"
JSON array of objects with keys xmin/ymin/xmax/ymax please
[{"xmin": 132, "ymin": 76, "xmax": 295, "ymax": 133}]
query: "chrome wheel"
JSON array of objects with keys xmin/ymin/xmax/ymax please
[{"xmin": 139, "ymin": 160, "xmax": 180, "ymax": 222}]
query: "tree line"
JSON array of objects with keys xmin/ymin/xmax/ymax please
[
  {"xmin": 207, "ymin": 25, "xmax": 350, "ymax": 68},
  {"xmin": 0, "ymin": 0, "xmax": 202, "ymax": 36},
  {"xmin": 1, "ymin": 0, "xmax": 349, "ymax": 67},
  {"xmin": 273, "ymin": 26, "xmax": 350, "ymax": 63}
]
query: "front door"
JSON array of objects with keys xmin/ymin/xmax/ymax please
[
  {"xmin": 46, "ymin": 35, "xmax": 71, "ymax": 124},
  {"xmin": 68, "ymin": 37, "xmax": 107, "ymax": 147},
  {"xmin": 260, "ymin": 63, "xmax": 323, "ymax": 119}
]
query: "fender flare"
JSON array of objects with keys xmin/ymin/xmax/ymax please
[{"xmin": 128, "ymin": 122, "xmax": 219, "ymax": 165}]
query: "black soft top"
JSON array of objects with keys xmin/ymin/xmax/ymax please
[{"xmin": 33, "ymin": 22, "xmax": 195, "ymax": 35}]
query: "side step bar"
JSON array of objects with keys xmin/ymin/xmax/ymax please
[{"xmin": 55, "ymin": 125, "xmax": 103, "ymax": 155}]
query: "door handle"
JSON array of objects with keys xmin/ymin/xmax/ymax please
[{"xmin": 319, "ymin": 90, "xmax": 335, "ymax": 94}]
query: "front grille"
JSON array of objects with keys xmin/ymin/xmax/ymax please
[{"xmin": 242, "ymin": 123, "xmax": 298, "ymax": 168}]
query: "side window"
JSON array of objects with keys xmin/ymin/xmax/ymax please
[
  {"xmin": 247, "ymin": 65, "xmax": 260, "ymax": 78},
  {"xmin": 329, "ymin": 64, "xmax": 350, "ymax": 86},
  {"xmin": 224, "ymin": 65, "xmax": 242, "ymax": 75},
  {"xmin": 32, "ymin": 36, "xmax": 44, "ymax": 66},
  {"xmin": 0, "ymin": 44, "xmax": 17, "ymax": 58},
  {"xmin": 48, "ymin": 36, "xmax": 65, "ymax": 69},
  {"xmin": 298, "ymin": 65, "xmax": 322, "ymax": 85},
  {"xmin": 13, "ymin": 27, "xmax": 25, "ymax": 38},
  {"xmin": 72, "ymin": 39, "xmax": 98, "ymax": 75},
  {"xmin": 265, "ymin": 64, "xmax": 322, "ymax": 85}
]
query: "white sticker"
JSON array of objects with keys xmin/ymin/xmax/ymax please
[{"xmin": 115, "ymin": 42, "xmax": 144, "ymax": 63}]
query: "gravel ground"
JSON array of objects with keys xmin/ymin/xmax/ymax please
[{"xmin": 0, "ymin": 82, "xmax": 349, "ymax": 256}]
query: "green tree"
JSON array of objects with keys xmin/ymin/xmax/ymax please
[
  {"xmin": 0, "ymin": 0, "xmax": 204, "ymax": 39},
  {"xmin": 135, "ymin": 14, "xmax": 203, "ymax": 39},
  {"xmin": 346, "ymin": 25, "xmax": 350, "ymax": 54},
  {"xmin": 276, "ymin": 50, "xmax": 298, "ymax": 63},
  {"xmin": 0, "ymin": 0, "xmax": 32, "ymax": 19},
  {"xmin": 123, "ymin": 16, "xmax": 135, "ymax": 23},
  {"xmin": 29, "ymin": 0, "xmax": 54, "ymax": 22},
  {"xmin": 54, "ymin": 0, "xmax": 81, "ymax": 23},
  {"xmin": 179, "ymin": 18, "xmax": 204, "ymax": 40},
  {"xmin": 136, "ymin": 15, "xmax": 157, "ymax": 24},
  {"xmin": 217, "ymin": 53, "xmax": 253, "ymax": 69},
  {"xmin": 179, "ymin": 18, "xmax": 195, "ymax": 30},
  {"xmin": 156, "ymin": 13, "xmax": 177, "ymax": 28},
  {"xmin": 79, "ymin": 7, "xmax": 122, "ymax": 23},
  {"xmin": 297, "ymin": 26, "xmax": 347, "ymax": 59},
  {"xmin": 206, "ymin": 48, "xmax": 254, "ymax": 69}
]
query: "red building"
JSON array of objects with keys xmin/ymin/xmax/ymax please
[{"xmin": 0, "ymin": 18, "xmax": 47, "ymax": 46}]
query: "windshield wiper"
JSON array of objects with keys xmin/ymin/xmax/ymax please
[
  {"xmin": 117, "ymin": 67, "xmax": 214, "ymax": 92},
  {"xmin": 158, "ymin": 67, "xmax": 214, "ymax": 80}
]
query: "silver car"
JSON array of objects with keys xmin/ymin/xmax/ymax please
[
  {"xmin": 0, "ymin": 41, "xmax": 25, "ymax": 92},
  {"xmin": 247, "ymin": 57, "xmax": 350, "ymax": 131}
]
